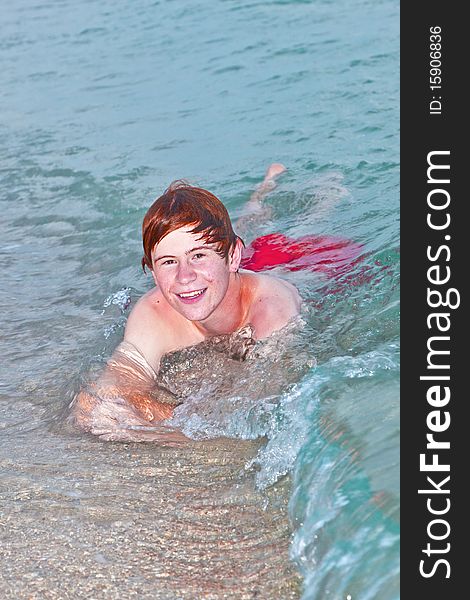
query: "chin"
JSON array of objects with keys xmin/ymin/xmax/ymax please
[{"xmin": 175, "ymin": 303, "xmax": 214, "ymax": 322}]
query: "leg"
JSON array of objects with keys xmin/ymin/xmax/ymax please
[
  {"xmin": 235, "ymin": 163, "xmax": 286, "ymax": 238},
  {"xmin": 249, "ymin": 163, "xmax": 287, "ymax": 205}
]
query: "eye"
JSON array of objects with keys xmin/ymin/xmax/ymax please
[
  {"xmin": 162, "ymin": 259, "xmax": 176, "ymax": 266},
  {"xmin": 193, "ymin": 253, "xmax": 206, "ymax": 260}
]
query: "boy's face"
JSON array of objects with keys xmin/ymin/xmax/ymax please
[{"xmin": 151, "ymin": 226, "xmax": 240, "ymax": 323}]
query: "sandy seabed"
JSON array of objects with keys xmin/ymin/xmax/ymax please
[{"xmin": 0, "ymin": 417, "xmax": 301, "ymax": 600}]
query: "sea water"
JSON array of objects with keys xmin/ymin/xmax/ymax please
[{"xmin": 1, "ymin": 0, "xmax": 399, "ymax": 598}]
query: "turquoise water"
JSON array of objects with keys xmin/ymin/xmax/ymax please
[{"xmin": 1, "ymin": 0, "xmax": 399, "ymax": 598}]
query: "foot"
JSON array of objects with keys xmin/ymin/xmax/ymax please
[
  {"xmin": 264, "ymin": 163, "xmax": 287, "ymax": 182},
  {"xmin": 256, "ymin": 163, "xmax": 287, "ymax": 194}
]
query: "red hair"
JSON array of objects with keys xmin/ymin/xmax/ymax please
[{"xmin": 141, "ymin": 181, "xmax": 242, "ymax": 272}]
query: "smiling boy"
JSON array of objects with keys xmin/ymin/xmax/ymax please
[{"xmin": 72, "ymin": 165, "xmax": 301, "ymax": 433}]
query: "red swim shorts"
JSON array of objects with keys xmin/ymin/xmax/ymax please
[{"xmin": 240, "ymin": 233, "xmax": 364, "ymax": 278}]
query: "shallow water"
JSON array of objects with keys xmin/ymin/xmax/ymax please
[
  {"xmin": 2, "ymin": 420, "xmax": 302, "ymax": 598},
  {"xmin": 1, "ymin": 0, "xmax": 399, "ymax": 598}
]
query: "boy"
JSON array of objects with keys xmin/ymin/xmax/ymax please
[{"xmin": 72, "ymin": 164, "xmax": 300, "ymax": 434}]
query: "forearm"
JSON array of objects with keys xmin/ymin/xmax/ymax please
[{"xmin": 71, "ymin": 346, "xmax": 178, "ymax": 433}]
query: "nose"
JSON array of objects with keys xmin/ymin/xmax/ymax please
[{"xmin": 176, "ymin": 260, "xmax": 197, "ymax": 285}]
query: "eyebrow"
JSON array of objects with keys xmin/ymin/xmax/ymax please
[{"xmin": 154, "ymin": 245, "xmax": 213, "ymax": 262}]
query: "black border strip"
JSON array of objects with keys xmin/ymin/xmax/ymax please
[{"xmin": 401, "ymin": 4, "xmax": 464, "ymax": 597}]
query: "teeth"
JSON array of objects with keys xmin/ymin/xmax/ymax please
[{"xmin": 178, "ymin": 289, "xmax": 204, "ymax": 298}]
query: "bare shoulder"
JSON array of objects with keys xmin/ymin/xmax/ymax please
[
  {"xmin": 123, "ymin": 288, "xmax": 172, "ymax": 370},
  {"xmin": 244, "ymin": 272, "xmax": 302, "ymax": 339},
  {"xmin": 126, "ymin": 288, "xmax": 167, "ymax": 332}
]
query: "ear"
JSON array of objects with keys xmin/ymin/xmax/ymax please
[
  {"xmin": 150, "ymin": 266, "xmax": 158, "ymax": 287},
  {"xmin": 228, "ymin": 237, "xmax": 243, "ymax": 272}
]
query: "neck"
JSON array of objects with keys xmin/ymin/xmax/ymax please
[{"xmin": 194, "ymin": 273, "xmax": 248, "ymax": 337}]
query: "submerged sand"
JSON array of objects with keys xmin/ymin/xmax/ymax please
[
  {"xmin": 0, "ymin": 412, "xmax": 301, "ymax": 599},
  {"xmin": 1, "ymin": 326, "xmax": 309, "ymax": 598}
]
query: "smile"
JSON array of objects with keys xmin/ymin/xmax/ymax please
[{"xmin": 175, "ymin": 288, "xmax": 207, "ymax": 303}]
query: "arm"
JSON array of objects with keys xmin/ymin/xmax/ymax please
[
  {"xmin": 71, "ymin": 296, "xmax": 177, "ymax": 436},
  {"xmin": 235, "ymin": 163, "xmax": 286, "ymax": 238}
]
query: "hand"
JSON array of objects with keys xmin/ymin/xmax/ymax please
[
  {"xmin": 129, "ymin": 390, "xmax": 175, "ymax": 421},
  {"xmin": 208, "ymin": 324, "xmax": 256, "ymax": 361},
  {"xmin": 71, "ymin": 384, "xmax": 176, "ymax": 434}
]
